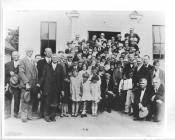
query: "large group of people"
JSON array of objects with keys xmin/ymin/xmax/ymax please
[{"xmin": 5, "ymin": 28, "xmax": 165, "ymax": 123}]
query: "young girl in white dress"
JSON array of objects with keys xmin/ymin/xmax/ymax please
[
  {"xmin": 90, "ymin": 74, "xmax": 101, "ymax": 116},
  {"xmin": 80, "ymin": 72, "xmax": 93, "ymax": 117},
  {"xmin": 70, "ymin": 70, "xmax": 81, "ymax": 117},
  {"xmin": 78, "ymin": 63, "xmax": 90, "ymax": 80}
]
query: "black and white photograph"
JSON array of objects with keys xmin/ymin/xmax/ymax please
[{"xmin": 1, "ymin": 0, "xmax": 175, "ymax": 139}]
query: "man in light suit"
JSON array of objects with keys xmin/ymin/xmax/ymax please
[
  {"xmin": 151, "ymin": 77, "xmax": 165, "ymax": 122},
  {"xmin": 151, "ymin": 59, "xmax": 165, "ymax": 86},
  {"xmin": 18, "ymin": 48, "xmax": 38, "ymax": 122}
]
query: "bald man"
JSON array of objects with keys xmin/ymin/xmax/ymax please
[
  {"xmin": 37, "ymin": 47, "xmax": 52, "ymax": 117},
  {"xmin": 5, "ymin": 51, "xmax": 21, "ymax": 118},
  {"xmin": 38, "ymin": 54, "xmax": 65, "ymax": 122}
]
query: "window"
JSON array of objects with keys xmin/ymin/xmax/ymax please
[
  {"xmin": 40, "ymin": 22, "xmax": 56, "ymax": 56},
  {"xmin": 152, "ymin": 25, "xmax": 165, "ymax": 59}
]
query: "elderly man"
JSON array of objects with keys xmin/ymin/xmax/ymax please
[
  {"xmin": 133, "ymin": 57, "xmax": 152, "ymax": 88},
  {"xmin": 5, "ymin": 51, "xmax": 21, "ymax": 118},
  {"xmin": 151, "ymin": 78, "xmax": 165, "ymax": 122},
  {"xmin": 143, "ymin": 55, "xmax": 154, "ymax": 73},
  {"xmin": 151, "ymin": 59, "xmax": 165, "ymax": 86},
  {"xmin": 37, "ymin": 47, "xmax": 52, "ymax": 118},
  {"xmin": 133, "ymin": 78, "xmax": 153, "ymax": 121},
  {"xmin": 18, "ymin": 48, "xmax": 38, "ymax": 122},
  {"xmin": 38, "ymin": 54, "xmax": 65, "ymax": 122}
]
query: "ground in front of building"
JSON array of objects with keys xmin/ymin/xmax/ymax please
[{"xmin": 4, "ymin": 111, "xmax": 164, "ymax": 138}]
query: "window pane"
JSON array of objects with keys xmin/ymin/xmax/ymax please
[
  {"xmin": 153, "ymin": 44, "xmax": 161, "ymax": 54},
  {"xmin": 160, "ymin": 26, "xmax": 165, "ymax": 43},
  {"xmin": 41, "ymin": 22, "xmax": 49, "ymax": 40},
  {"xmin": 153, "ymin": 26, "xmax": 161, "ymax": 43},
  {"xmin": 49, "ymin": 23, "xmax": 56, "ymax": 40}
]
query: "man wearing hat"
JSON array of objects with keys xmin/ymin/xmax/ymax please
[
  {"xmin": 18, "ymin": 48, "xmax": 38, "ymax": 122},
  {"xmin": 133, "ymin": 78, "xmax": 153, "ymax": 121},
  {"xmin": 5, "ymin": 51, "xmax": 21, "ymax": 118}
]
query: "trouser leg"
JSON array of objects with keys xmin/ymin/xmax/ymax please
[{"xmin": 13, "ymin": 87, "xmax": 21, "ymax": 115}]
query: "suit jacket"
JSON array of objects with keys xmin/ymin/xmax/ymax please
[
  {"xmin": 5, "ymin": 61, "xmax": 19, "ymax": 84},
  {"xmin": 101, "ymin": 77, "xmax": 115, "ymax": 98},
  {"xmin": 37, "ymin": 58, "xmax": 48, "ymax": 81},
  {"xmin": 134, "ymin": 87, "xmax": 153, "ymax": 108},
  {"xmin": 144, "ymin": 64, "xmax": 154, "ymax": 73},
  {"xmin": 113, "ymin": 67, "xmax": 123, "ymax": 86},
  {"xmin": 123, "ymin": 63, "xmax": 135, "ymax": 77},
  {"xmin": 151, "ymin": 68, "xmax": 165, "ymax": 86},
  {"xmin": 39, "ymin": 63, "xmax": 65, "ymax": 96},
  {"xmin": 152, "ymin": 84, "xmax": 165, "ymax": 102},
  {"xmin": 133, "ymin": 65, "xmax": 152, "ymax": 87},
  {"xmin": 18, "ymin": 56, "xmax": 38, "ymax": 88}
]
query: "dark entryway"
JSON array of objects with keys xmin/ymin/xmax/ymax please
[{"xmin": 88, "ymin": 31, "xmax": 121, "ymax": 40}]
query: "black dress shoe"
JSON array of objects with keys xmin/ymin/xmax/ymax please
[
  {"xmin": 51, "ymin": 117, "xmax": 56, "ymax": 122},
  {"xmin": 133, "ymin": 117, "xmax": 141, "ymax": 121},
  {"xmin": 45, "ymin": 117, "xmax": 51, "ymax": 122}
]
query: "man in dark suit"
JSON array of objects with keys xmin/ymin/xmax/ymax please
[
  {"xmin": 133, "ymin": 57, "xmax": 152, "ymax": 88},
  {"xmin": 38, "ymin": 54, "xmax": 65, "ymax": 122},
  {"xmin": 129, "ymin": 28, "xmax": 140, "ymax": 44},
  {"xmin": 151, "ymin": 59, "xmax": 165, "ymax": 86},
  {"xmin": 18, "ymin": 48, "xmax": 38, "ymax": 122},
  {"xmin": 143, "ymin": 55, "xmax": 154, "ymax": 73},
  {"xmin": 101, "ymin": 73, "xmax": 115, "ymax": 113},
  {"xmin": 5, "ymin": 51, "xmax": 21, "ymax": 118},
  {"xmin": 150, "ymin": 77, "xmax": 165, "ymax": 122},
  {"xmin": 123, "ymin": 54, "xmax": 136, "ymax": 78},
  {"xmin": 133, "ymin": 78, "xmax": 153, "ymax": 120},
  {"xmin": 37, "ymin": 47, "xmax": 52, "ymax": 118}
]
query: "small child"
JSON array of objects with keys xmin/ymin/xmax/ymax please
[
  {"xmin": 90, "ymin": 74, "xmax": 101, "ymax": 116},
  {"xmin": 118, "ymin": 72, "xmax": 133, "ymax": 113},
  {"xmin": 70, "ymin": 70, "xmax": 81, "ymax": 117},
  {"xmin": 80, "ymin": 72, "xmax": 92, "ymax": 117},
  {"xmin": 124, "ymin": 72, "xmax": 134, "ymax": 115},
  {"xmin": 60, "ymin": 71, "xmax": 71, "ymax": 117}
]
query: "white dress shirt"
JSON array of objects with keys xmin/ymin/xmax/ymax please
[
  {"xmin": 52, "ymin": 63, "xmax": 57, "ymax": 71},
  {"xmin": 14, "ymin": 60, "xmax": 19, "ymax": 68},
  {"xmin": 140, "ymin": 88, "xmax": 146, "ymax": 102},
  {"xmin": 45, "ymin": 57, "xmax": 51, "ymax": 64}
]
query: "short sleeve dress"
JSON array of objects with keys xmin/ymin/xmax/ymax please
[
  {"xmin": 81, "ymin": 80, "xmax": 93, "ymax": 101},
  {"xmin": 90, "ymin": 82, "xmax": 101, "ymax": 103},
  {"xmin": 70, "ymin": 76, "xmax": 81, "ymax": 102}
]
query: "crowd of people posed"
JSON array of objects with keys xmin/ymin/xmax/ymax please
[{"xmin": 5, "ymin": 28, "xmax": 165, "ymax": 123}]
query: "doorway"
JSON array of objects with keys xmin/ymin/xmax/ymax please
[{"xmin": 88, "ymin": 31, "xmax": 121, "ymax": 40}]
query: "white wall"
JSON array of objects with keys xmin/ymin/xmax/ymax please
[{"xmin": 4, "ymin": 11, "xmax": 164, "ymax": 61}]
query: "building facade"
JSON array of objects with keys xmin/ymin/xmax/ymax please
[{"xmin": 4, "ymin": 11, "xmax": 165, "ymax": 65}]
